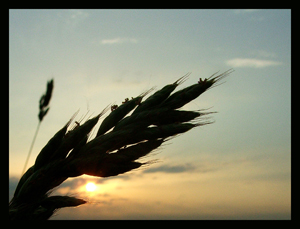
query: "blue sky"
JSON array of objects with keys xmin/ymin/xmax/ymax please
[{"xmin": 9, "ymin": 9, "xmax": 291, "ymax": 219}]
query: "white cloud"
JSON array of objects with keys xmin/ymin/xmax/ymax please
[
  {"xmin": 101, "ymin": 37, "xmax": 138, "ymax": 45},
  {"xmin": 226, "ymin": 58, "xmax": 282, "ymax": 68}
]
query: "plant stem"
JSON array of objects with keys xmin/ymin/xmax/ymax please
[{"xmin": 21, "ymin": 121, "xmax": 41, "ymax": 175}]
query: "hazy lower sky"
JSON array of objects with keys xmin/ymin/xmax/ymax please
[{"xmin": 9, "ymin": 9, "xmax": 291, "ymax": 219}]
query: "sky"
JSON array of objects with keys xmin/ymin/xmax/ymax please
[{"xmin": 9, "ymin": 9, "xmax": 291, "ymax": 219}]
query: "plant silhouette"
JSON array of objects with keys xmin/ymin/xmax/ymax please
[
  {"xmin": 21, "ymin": 79, "xmax": 54, "ymax": 176},
  {"xmin": 9, "ymin": 70, "xmax": 233, "ymax": 220}
]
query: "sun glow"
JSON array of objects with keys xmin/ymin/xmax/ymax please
[{"xmin": 85, "ymin": 182, "xmax": 97, "ymax": 192}]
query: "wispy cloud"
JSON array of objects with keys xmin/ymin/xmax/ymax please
[
  {"xmin": 101, "ymin": 37, "xmax": 138, "ymax": 45},
  {"xmin": 233, "ymin": 9, "xmax": 265, "ymax": 21},
  {"xmin": 143, "ymin": 163, "xmax": 196, "ymax": 174},
  {"xmin": 70, "ymin": 10, "xmax": 89, "ymax": 20},
  {"xmin": 226, "ymin": 58, "xmax": 282, "ymax": 68},
  {"xmin": 64, "ymin": 10, "xmax": 89, "ymax": 28}
]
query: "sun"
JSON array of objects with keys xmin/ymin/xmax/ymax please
[{"xmin": 85, "ymin": 182, "xmax": 97, "ymax": 192}]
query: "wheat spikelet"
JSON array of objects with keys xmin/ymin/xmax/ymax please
[
  {"xmin": 9, "ymin": 70, "xmax": 233, "ymax": 220},
  {"xmin": 22, "ymin": 79, "xmax": 54, "ymax": 176},
  {"xmin": 38, "ymin": 79, "xmax": 54, "ymax": 122}
]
